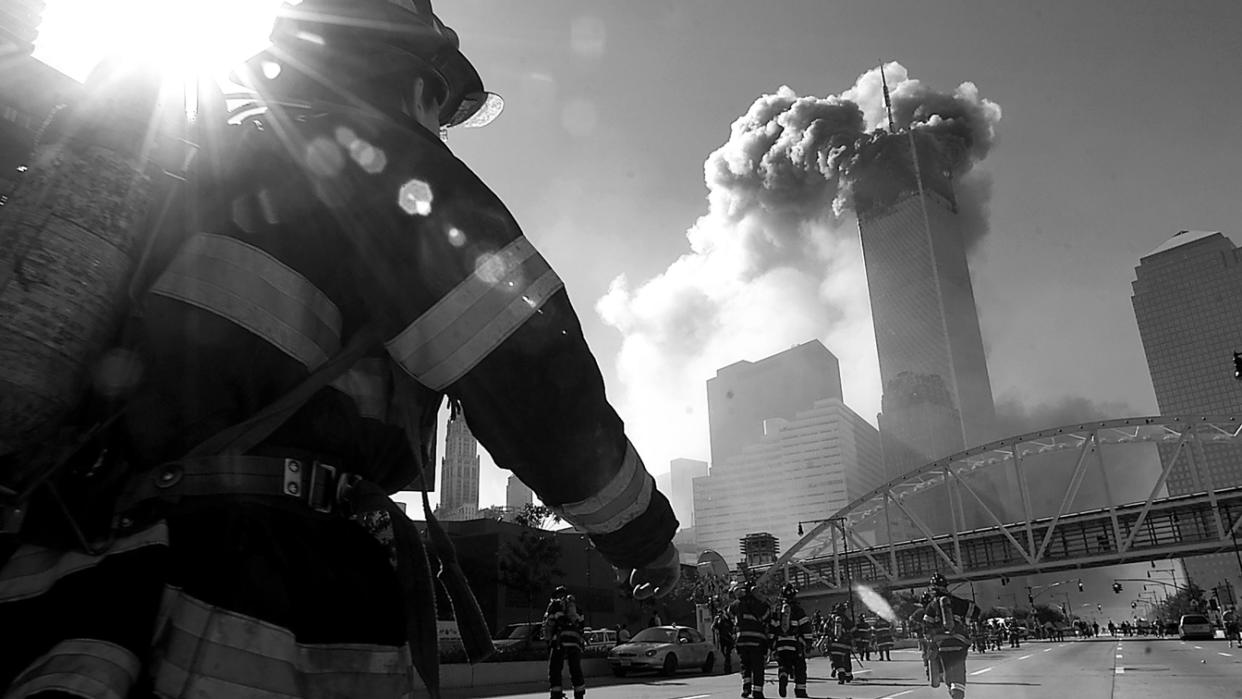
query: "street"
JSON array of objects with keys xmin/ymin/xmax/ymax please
[{"xmin": 443, "ymin": 637, "xmax": 1242, "ymax": 699}]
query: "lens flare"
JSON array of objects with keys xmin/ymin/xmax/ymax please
[{"xmin": 854, "ymin": 583, "xmax": 898, "ymax": 623}]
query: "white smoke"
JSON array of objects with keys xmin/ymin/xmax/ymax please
[{"xmin": 596, "ymin": 62, "xmax": 1001, "ymax": 473}]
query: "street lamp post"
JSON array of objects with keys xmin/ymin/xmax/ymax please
[{"xmin": 797, "ymin": 518, "xmax": 852, "ymax": 619}]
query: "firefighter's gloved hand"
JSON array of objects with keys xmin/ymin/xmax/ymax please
[{"xmin": 620, "ymin": 543, "xmax": 680, "ymax": 599}]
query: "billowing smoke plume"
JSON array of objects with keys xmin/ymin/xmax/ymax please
[{"xmin": 597, "ymin": 63, "xmax": 1001, "ymax": 471}]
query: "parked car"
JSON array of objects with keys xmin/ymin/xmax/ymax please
[
  {"xmin": 607, "ymin": 625, "xmax": 716, "ymax": 676},
  {"xmin": 492, "ymin": 622, "xmax": 548, "ymax": 655},
  {"xmin": 583, "ymin": 627, "xmax": 618, "ymax": 652},
  {"xmin": 1178, "ymin": 614, "xmax": 1214, "ymax": 640}
]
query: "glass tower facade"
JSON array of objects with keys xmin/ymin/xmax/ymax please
[{"xmin": 1132, "ymin": 230, "xmax": 1242, "ymax": 595}]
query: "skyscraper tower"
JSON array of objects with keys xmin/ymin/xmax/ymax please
[
  {"xmin": 1132, "ymin": 229, "xmax": 1242, "ymax": 592},
  {"xmin": 438, "ymin": 402, "xmax": 480, "ymax": 521},
  {"xmin": 707, "ymin": 340, "xmax": 843, "ymax": 466},
  {"xmin": 854, "ymin": 133, "xmax": 997, "ymax": 476},
  {"xmin": 505, "ymin": 473, "xmax": 533, "ymax": 511}
]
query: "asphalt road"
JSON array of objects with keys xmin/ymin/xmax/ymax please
[{"xmin": 441, "ymin": 637, "xmax": 1242, "ymax": 699}]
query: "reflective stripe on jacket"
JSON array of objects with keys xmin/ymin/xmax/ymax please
[{"xmin": 151, "ymin": 587, "xmax": 415, "ymax": 698}]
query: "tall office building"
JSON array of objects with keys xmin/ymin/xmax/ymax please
[
  {"xmin": 853, "ymin": 134, "xmax": 1006, "ymax": 532},
  {"xmin": 437, "ymin": 403, "xmax": 480, "ymax": 521},
  {"xmin": 694, "ymin": 397, "xmax": 885, "ymax": 565},
  {"xmin": 854, "ymin": 135, "xmax": 996, "ymax": 465},
  {"xmin": 668, "ymin": 458, "xmax": 708, "ymax": 529},
  {"xmin": 505, "ymin": 474, "xmax": 533, "ymax": 511},
  {"xmin": 1132, "ymin": 230, "xmax": 1242, "ymax": 591},
  {"xmin": 707, "ymin": 341, "xmax": 843, "ymax": 466}
]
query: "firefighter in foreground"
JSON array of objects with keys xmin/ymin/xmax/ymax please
[
  {"xmin": 729, "ymin": 580, "xmax": 771, "ymax": 698},
  {"xmin": 0, "ymin": 1, "xmax": 681, "ymax": 697},
  {"xmin": 825, "ymin": 602, "xmax": 855, "ymax": 684},
  {"xmin": 544, "ymin": 586, "xmax": 586, "ymax": 699},
  {"xmin": 767, "ymin": 583, "xmax": 811, "ymax": 698},
  {"xmin": 923, "ymin": 574, "xmax": 980, "ymax": 699}
]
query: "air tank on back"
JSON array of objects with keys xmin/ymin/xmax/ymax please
[{"xmin": 0, "ymin": 60, "xmax": 171, "ymax": 458}]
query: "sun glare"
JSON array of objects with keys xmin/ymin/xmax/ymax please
[{"xmin": 35, "ymin": 0, "xmax": 287, "ymax": 84}]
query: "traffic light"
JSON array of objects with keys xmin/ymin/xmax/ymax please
[
  {"xmin": 1112, "ymin": 582, "xmax": 1123, "ymax": 594},
  {"xmin": 1131, "ymin": 601, "xmax": 1137, "ymax": 609},
  {"xmin": 1001, "ymin": 575, "xmax": 1010, "ymax": 586},
  {"xmin": 1078, "ymin": 579, "xmax": 1084, "ymax": 592},
  {"xmin": 1098, "ymin": 604, "xmax": 1103, "ymax": 612},
  {"xmin": 1234, "ymin": 351, "xmax": 1242, "ymax": 381},
  {"xmin": 1210, "ymin": 598, "xmax": 1221, "ymax": 612},
  {"xmin": 1028, "ymin": 594, "xmax": 1035, "ymax": 606}
]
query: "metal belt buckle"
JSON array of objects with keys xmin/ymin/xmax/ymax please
[{"xmin": 309, "ymin": 460, "xmax": 338, "ymax": 513}]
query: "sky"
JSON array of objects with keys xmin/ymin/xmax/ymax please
[{"xmin": 31, "ymin": 0, "xmax": 1242, "ymax": 517}]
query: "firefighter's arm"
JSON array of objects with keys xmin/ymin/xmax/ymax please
[{"xmin": 368, "ymin": 131, "xmax": 678, "ymax": 588}]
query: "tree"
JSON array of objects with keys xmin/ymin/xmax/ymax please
[
  {"xmin": 512, "ymin": 502, "xmax": 562, "ymax": 530},
  {"xmin": 1151, "ymin": 582, "xmax": 1207, "ymax": 624},
  {"xmin": 1030, "ymin": 603, "xmax": 1066, "ymax": 627},
  {"xmin": 496, "ymin": 503, "xmax": 565, "ymax": 622}
]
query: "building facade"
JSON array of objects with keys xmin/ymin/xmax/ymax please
[
  {"xmin": 668, "ymin": 457, "xmax": 708, "ymax": 529},
  {"xmin": 505, "ymin": 473, "xmax": 534, "ymax": 511},
  {"xmin": 0, "ymin": 53, "xmax": 78, "ymax": 205},
  {"xmin": 437, "ymin": 403, "xmax": 480, "ymax": 521},
  {"xmin": 694, "ymin": 396, "xmax": 885, "ymax": 566},
  {"xmin": 1132, "ymin": 229, "xmax": 1242, "ymax": 592},
  {"xmin": 706, "ymin": 340, "xmax": 843, "ymax": 467},
  {"xmin": 853, "ymin": 134, "xmax": 996, "ymax": 477}
]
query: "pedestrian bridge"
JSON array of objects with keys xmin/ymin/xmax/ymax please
[{"xmin": 754, "ymin": 416, "xmax": 1242, "ymax": 595}]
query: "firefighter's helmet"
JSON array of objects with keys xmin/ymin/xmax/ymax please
[
  {"xmin": 920, "ymin": 590, "xmax": 934, "ymax": 605},
  {"xmin": 554, "ymin": 585, "xmax": 569, "ymax": 597},
  {"xmin": 832, "ymin": 602, "xmax": 848, "ymax": 616},
  {"xmin": 255, "ymin": 0, "xmax": 502, "ymax": 128},
  {"xmin": 782, "ymin": 583, "xmax": 799, "ymax": 600},
  {"xmin": 929, "ymin": 573, "xmax": 949, "ymax": 592}
]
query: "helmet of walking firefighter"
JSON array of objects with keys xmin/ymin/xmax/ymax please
[
  {"xmin": 929, "ymin": 573, "xmax": 949, "ymax": 593},
  {"xmin": 243, "ymin": 0, "xmax": 503, "ymax": 129}
]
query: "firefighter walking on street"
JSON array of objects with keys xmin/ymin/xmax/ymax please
[
  {"xmin": 910, "ymin": 591, "xmax": 940, "ymax": 686},
  {"xmin": 924, "ymin": 573, "xmax": 981, "ymax": 699},
  {"xmin": 854, "ymin": 614, "xmax": 873, "ymax": 662},
  {"xmin": 826, "ymin": 602, "xmax": 855, "ymax": 684},
  {"xmin": 729, "ymin": 580, "xmax": 770, "ymax": 698},
  {"xmin": 714, "ymin": 602, "xmax": 737, "ymax": 673},
  {"xmin": 873, "ymin": 615, "xmax": 895, "ymax": 661},
  {"xmin": 768, "ymin": 583, "xmax": 812, "ymax": 698},
  {"xmin": 0, "ymin": 1, "xmax": 682, "ymax": 697},
  {"xmin": 545, "ymin": 586, "xmax": 586, "ymax": 699}
]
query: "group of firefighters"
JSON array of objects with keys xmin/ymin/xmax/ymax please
[{"xmin": 707, "ymin": 573, "xmax": 978, "ymax": 699}]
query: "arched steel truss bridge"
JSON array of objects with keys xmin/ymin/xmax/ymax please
[{"xmin": 754, "ymin": 416, "xmax": 1242, "ymax": 596}]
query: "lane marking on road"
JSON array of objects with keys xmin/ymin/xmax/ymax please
[
  {"xmin": 1116, "ymin": 654, "xmax": 1123, "ymax": 658},
  {"xmin": 1043, "ymin": 648, "xmax": 1053, "ymax": 653},
  {"xmin": 1220, "ymin": 652, "xmax": 1233, "ymax": 657},
  {"xmin": 1116, "ymin": 667, "xmax": 1125, "ymax": 674},
  {"xmin": 855, "ymin": 668, "xmax": 873, "ymax": 674},
  {"xmin": 969, "ymin": 666, "xmax": 993, "ymax": 676},
  {"xmin": 1194, "ymin": 645, "xmax": 1204, "ymax": 649},
  {"xmin": 880, "ymin": 691, "xmax": 914, "ymax": 699},
  {"xmin": 1019, "ymin": 654, "xmax": 1032, "ymax": 660},
  {"xmin": 673, "ymin": 695, "xmax": 710, "ymax": 699}
]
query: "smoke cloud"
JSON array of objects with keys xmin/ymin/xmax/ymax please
[{"xmin": 597, "ymin": 62, "xmax": 1002, "ymax": 471}]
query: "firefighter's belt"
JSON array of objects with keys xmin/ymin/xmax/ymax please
[{"xmin": 114, "ymin": 455, "xmax": 361, "ymax": 520}]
